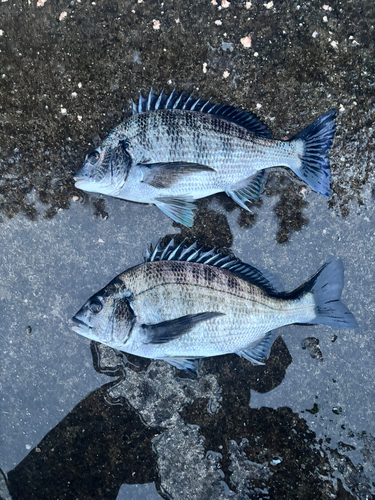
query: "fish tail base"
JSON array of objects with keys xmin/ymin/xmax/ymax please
[
  {"xmin": 289, "ymin": 259, "xmax": 357, "ymax": 329},
  {"xmin": 289, "ymin": 109, "xmax": 336, "ymax": 197}
]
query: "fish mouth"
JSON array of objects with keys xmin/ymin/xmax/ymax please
[
  {"xmin": 71, "ymin": 316, "xmax": 91, "ymax": 335},
  {"xmin": 73, "ymin": 177, "xmax": 88, "ymax": 188},
  {"xmin": 74, "ymin": 177, "xmax": 107, "ymax": 194},
  {"xmin": 73, "ymin": 177, "xmax": 98, "ymax": 193}
]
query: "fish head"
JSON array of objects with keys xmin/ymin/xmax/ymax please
[
  {"xmin": 71, "ymin": 279, "xmax": 136, "ymax": 350},
  {"xmin": 74, "ymin": 138, "xmax": 132, "ymax": 196}
]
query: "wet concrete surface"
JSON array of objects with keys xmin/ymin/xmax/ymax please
[{"xmin": 0, "ymin": 0, "xmax": 374, "ymax": 499}]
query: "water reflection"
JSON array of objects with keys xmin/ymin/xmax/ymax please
[
  {"xmin": 6, "ymin": 379, "xmax": 161, "ymax": 500},
  {"xmin": 116, "ymin": 483, "xmax": 162, "ymax": 500}
]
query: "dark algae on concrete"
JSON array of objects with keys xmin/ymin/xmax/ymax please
[
  {"xmin": 1, "ymin": 0, "xmax": 375, "ymax": 499},
  {"xmin": 0, "ymin": 0, "xmax": 374, "ymax": 234}
]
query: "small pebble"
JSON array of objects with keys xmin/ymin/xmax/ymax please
[
  {"xmin": 270, "ymin": 457, "xmax": 282, "ymax": 466},
  {"xmin": 240, "ymin": 34, "xmax": 252, "ymax": 47}
]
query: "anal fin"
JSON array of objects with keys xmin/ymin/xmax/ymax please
[
  {"xmin": 237, "ymin": 330, "xmax": 275, "ymax": 365},
  {"xmin": 226, "ymin": 170, "xmax": 266, "ymax": 210},
  {"xmin": 154, "ymin": 195, "xmax": 196, "ymax": 227},
  {"xmin": 162, "ymin": 357, "xmax": 201, "ymax": 377}
]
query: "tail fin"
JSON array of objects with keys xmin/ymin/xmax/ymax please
[
  {"xmin": 289, "ymin": 110, "xmax": 336, "ymax": 197},
  {"xmin": 292, "ymin": 259, "xmax": 358, "ymax": 329}
]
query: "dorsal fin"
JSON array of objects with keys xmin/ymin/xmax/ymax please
[
  {"xmin": 132, "ymin": 88, "xmax": 272, "ymax": 139},
  {"xmin": 144, "ymin": 240, "xmax": 282, "ymax": 296}
]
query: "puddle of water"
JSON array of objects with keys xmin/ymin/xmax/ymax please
[{"xmin": 116, "ymin": 483, "xmax": 163, "ymax": 500}]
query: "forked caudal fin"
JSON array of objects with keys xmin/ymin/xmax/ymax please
[
  {"xmin": 288, "ymin": 258, "xmax": 358, "ymax": 329},
  {"xmin": 289, "ymin": 109, "xmax": 336, "ymax": 197}
]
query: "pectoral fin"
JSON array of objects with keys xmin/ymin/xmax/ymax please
[
  {"xmin": 142, "ymin": 312, "xmax": 224, "ymax": 344},
  {"xmin": 141, "ymin": 162, "xmax": 216, "ymax": 189},
  {"xmin": 154, "ymin": 195, "xmax": 196, "ymax": 227}
]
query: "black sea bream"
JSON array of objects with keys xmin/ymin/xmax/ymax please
[
  {"xmin": 71, "ymin": 241, "xmax": 357, "ymax": 375},
  {"xmin": 74, "ymin": 89, "xmax": 336, "ymax": 227}
]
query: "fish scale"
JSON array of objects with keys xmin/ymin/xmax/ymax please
[
  {"xmin": 71, "ymin": 241, "xmax": 357, "ymax": 375},
  {"xmin": 119, "ymin": 110, "xmax": 296, "ymax": 201},
  {"xmin": 126, "ymin": 110, "xmax": 274, "ymax": 172},
  {"xmin": 74, "ymin": 89, "xmax": 336, "ymax": 227}
]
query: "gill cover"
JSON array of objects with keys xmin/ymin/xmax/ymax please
[
  {"xmin": 72, "ymin": 278, "xmax": 136, "ymax": 349},
  {"xmin": 74, "ymin": 139, "xmax": 132, "ymax": 195}
]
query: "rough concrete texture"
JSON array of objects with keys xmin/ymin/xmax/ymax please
[{"xmin": 0, "ymin": 0, "xmax": 374, "ymax": 499}]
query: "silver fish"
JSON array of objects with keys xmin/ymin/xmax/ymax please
[
  {"xmin": 71, "ymin": 241, "xmax": 357, "ymax": 375},
  {"xmin": 74, "ymin": 89, "xmax": 336, "ymax": 227}
]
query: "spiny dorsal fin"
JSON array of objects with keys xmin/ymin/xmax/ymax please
[
  {"xmin": 132, "ymin": 88, "xmax": 272, "ymax": 139},
  {"xmin": 144, "ymin": 240, "xmax": 282, "ymax": 296}
]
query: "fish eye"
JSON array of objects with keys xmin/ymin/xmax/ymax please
[
  {"xmin": 89, "ymin": 298, "xmax": 103, "ymax": 314},
  {"xmin": 87, "ymin": 151, "xmax": 100, "ymax": 165},
  {"xmin": 119, "ymin": 139, "xmax": 129, "ymax": 151}
]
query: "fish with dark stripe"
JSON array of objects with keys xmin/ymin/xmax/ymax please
[
  {"xmin": 71, "ymin": 240, "xmax": 357, "ymax": 376},
  {"xmin": 74, "ymin": 89, "xmax": 336, "ymax": 227}
]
